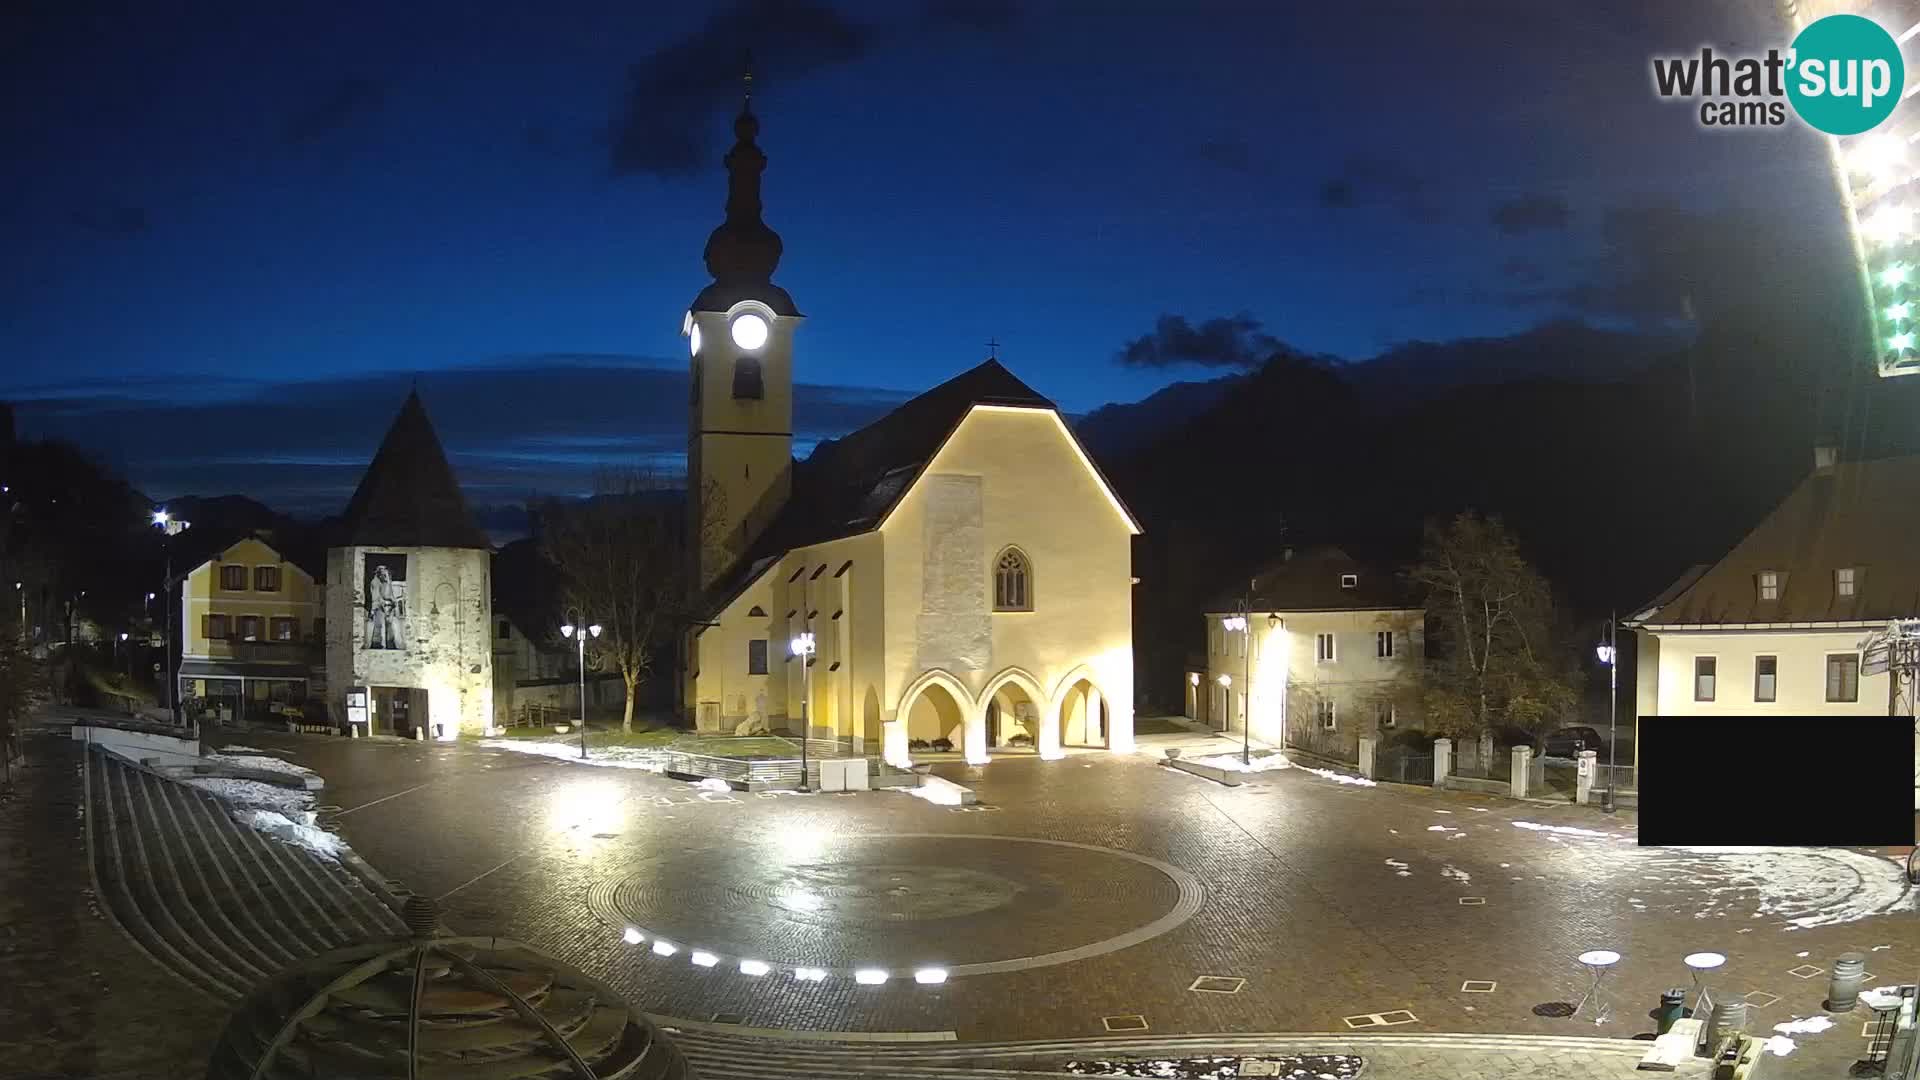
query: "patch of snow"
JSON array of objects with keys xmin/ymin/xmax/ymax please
[
  {"xmin": 186, "ymin": 776, "xmax": 314, "ymax": 815},
  {"xmin": 1428, "ymin": 825, "xmax": 1454, "ymax": 832},
  {"xmin": 1470, "ymin": 807, "xmax": 1490, "ymax": 813},
  {"xmin": 1292, "ymin": 763, "xmax": 1377, "ymax": 787},
  {"xmin": 1385, "ymin": 858, "xmax": 1409, "ymax": 871},
  {"xmin": 689, "ymin": 777, "xmax": 731, "ymax": 793},
  {"xmin": 1433, "ymin": 810, "xmax": 1453, "ymax": 814},
  {"xmin": 1512, "ymin": 821, "xmax": 1613, "ymax": 839},
  {"xmin": 1671, "ymin": 847, "xmax": 1917, "ymax": 929},
  {"xmin": 1539, "ymin": 755, "xmax": 1578, "ymax": 765},
  {"xmin": 1499, "ymin": 863, "xmax": 1510, "ymax": 868},
  {"xmin": 206, "ymin": 751, "xmax": 316, "ymax": 778},
  {"xmin": 481, "ymin": 739, "xmax": 667, "ymax": 771},
  {"xmin": 1760, "ymin": 1035, "xmax": 1799, "ymax": 1057},
  {"xmin": 1773, "ymin": 1015, "xmax": 1834, "ymax": 1036},
  {"xmin": 1871, "ymin": 944, "xmax": 1891, "ymax": 951},
  {"xmin": 1797, "ymin": 951, "xmax": 1810, "ymax": 958},
  {"xmin": 1189, "ymin": 753, "xmax": 1293, "ymax": 773},
  {"xmin": 1441, "ymin": 864, "xmax": 1471, "ymax": 884},
  {"xmin": 240, "ymin": 809, "xmax": 343, "ymax": 860},
  {"xmin": 216, "ymin": 745, "xmax": 266, "ymax": 753}
]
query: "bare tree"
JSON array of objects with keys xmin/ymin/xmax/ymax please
[{"xmin": 1404, "ymin": 512, "xmax": 1576, "ymax": 743}]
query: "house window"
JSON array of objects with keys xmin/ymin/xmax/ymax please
[
  {"xmin": 1754, "ymin": 655, "xmax": 1777, "ymax": 702},
  {"xmin": 271, "ymin": 617, "xmax": 296, "ymax": 642},
  {"xmin": 1375, "ymin": 701, "xmax": 1396, "ymax": 728},
  {"xmin": 993, "ymin": 548, "xmax": 1032, "ymax": 611},
  {"xmin": 1317, "ymin": 699, "xmax": 1337, "ymax": 730},
  {"xmin": 220, "ymin": 564, "xmax": 247, "ymax": 591},
  {"xmin": 732, "ymin": 357, "xmax": 764, "ymax": 400},
  {"xmin": 208, "ymin": 614, "xmax": 230, "ymax": 640},
  {"xmin": 237, "ymin": 615, "xmax": 263, "ymax": 641},
  {"xmin": 1694, "ymin": 656, "xmax": 1716, "ymax": 701},
  {"xmin": 747, "ymin": 639, "xmax": 769, "ymax": 675},
  {"xmin": 1315, "ymin": 632, "xmax": 1336, "ymax": 663},
  {"xmin": 1825, "ymin": 653, "xmax": 1860, "ymax": 702},
  {"xmin": 497, "ymin": 619, "xmax": 511, "ymax": 640},
  {"xmin": 254, "ymin": 566, "xmax": 281, "ymax": 592},
  {"xmin": 1758, "ymin": 570, "xmax": 1779, "ymax": 601},
  {"xmin": 1376, "ymin": 630, "xmax": 1394, "ymax": 659},
  {"xmin": 1340, "ymin": 573, "xmax": 1358, "ymax": 589},
  {"xmin": 1836, "ymin": 567, "xmax": 1856, "ymax": 598}
]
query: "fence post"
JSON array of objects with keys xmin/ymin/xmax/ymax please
[
  {"xmin": 1510, "ymin": 745, "xmax": 1532, "ymax": 799},
  {"xmin": 1357, "ymin": 735, "xmax": 1377, "ymax": 781},
  {"xmin": 1576, "ymin": 750, "xmax": 1597, "ymax": 805},
  {"xmin": 1432, "ymin": 738, "xmax": 1452, "ymax": 788}
]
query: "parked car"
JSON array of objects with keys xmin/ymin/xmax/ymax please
[{"xmin": 1540, "ymin": 725, "xmax": 1606, "ymax": 759}]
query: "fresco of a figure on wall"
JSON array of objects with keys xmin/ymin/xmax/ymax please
[{"xmin": 364, "ymin": 553, "xmax": 409, "ymax": 651}]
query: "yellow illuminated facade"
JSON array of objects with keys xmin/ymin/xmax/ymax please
[{"xmin": 178, "ymin": 535, "xmax": 320, "ymax": 717}]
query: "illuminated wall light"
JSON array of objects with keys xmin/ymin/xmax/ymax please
[
  {"xmin": 739, "ymin": 959, "xmax": 771, "ymax": 976},
  {"xmin": 913, "ymin": 967, "xmax": 949, "ymax": 984},
  {"xmin": 854, "ymin": 968, "xmax": 889, "ymax": 985},
  {"xmin": 622, "ymin": 927, "xmax": 644, "ymax": 945},
  {"xmin": 651, "ymin": 940, "xmax": 678, "ymax": 957},
  {"xmin": 1889, "ymin": 303, "xmax": 1912, "ymax": 321},
  {"xmin": 1891, "ymin": 332, "xmax": 1916, "ymax": 352},
  {"xmin": 690, "ymin": 951, "xmax": 719, "ymax": 968},
  {"xmin": 793, "ymin": 967, "xmax": 828, "ymax": 982},
  {"xmin": 1882, "ymin": 264, "xmax": 1909, "ymax": 287}
]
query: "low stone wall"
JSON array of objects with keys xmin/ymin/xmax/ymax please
[
  {"xmin": 71, "ymin": 724, "xmax": 202, "ymax": 769},
  {"xmin": 1443, "ymin": 776, "xmax": 1510, "ymax": 796},
  {"xmin": 1164, "ymin": 757, "xmax": 1244, "ymax": 786}
]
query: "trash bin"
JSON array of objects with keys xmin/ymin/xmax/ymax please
[
  {"xmin": 1828, "ymin": 952, "xmax": 1867, "ymax": 1012},
  {"xmin": 1656, "ymin": 988, "xmax": 1688, "ymax": 1035}
]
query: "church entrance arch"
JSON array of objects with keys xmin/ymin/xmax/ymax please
[
  {"xmin": 981, "ymin": 668, "xmax": 1045, "ymax": 755},
  {"xmin": 898, "ymin": 671, "xmax": 972, "ymax": 751},
  {"xmin": 1057, "ymin": 671, "xmax": 1111, "ymax": 749}
]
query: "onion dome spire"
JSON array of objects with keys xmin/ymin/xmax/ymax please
[{"xmin": 703, "ymin": 58, "xmax": 783, "ymax": 287}]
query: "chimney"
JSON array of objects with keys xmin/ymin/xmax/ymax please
[{"xmin": 1813, "ymin": 446, "xmax": 1837, "ymax": 475}]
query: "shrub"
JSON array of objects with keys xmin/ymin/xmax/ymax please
[
  {"xmin": 930, "ymin": 737, "xmax": 953, "ymax": 752},
  {"xmin": 908, "ymin": 738, "xmax": 930, "ymax": 750},
  {"xmin": 1007, "ymin": 733, "xmax": 1033, "ymax": 747}
]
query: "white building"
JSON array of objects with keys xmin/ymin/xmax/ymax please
[
  {"xmin": 1626, "ymin": 450, "xmax": 1918, "ymax": 780},
  {"xmin": 1196, "ymin": 547, "xmax": 1424, "ymax": 762},
  {"xmin": 324, "ymin": 392, "xmax": 494, "ymax": 740},
  {"xmin": 679, "ymin": 97, "xmax": 1141, "ymax": 765}
]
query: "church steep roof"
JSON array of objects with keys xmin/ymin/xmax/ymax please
[
  {"xmin": 337, "ymin": 391, "xmax": 489, "ymax": 550},
  {"xmin": 703, "ymin": 359, "xmax": 1082, "ymax": 610}
]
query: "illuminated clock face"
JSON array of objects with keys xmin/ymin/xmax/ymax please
[
  {"xmin": 689, "ymin": 323, "xmax": 702, "ymax": 356},
  {"xmin": 730, "ymin": 312, "xmax": 769, "ymax": 351}
]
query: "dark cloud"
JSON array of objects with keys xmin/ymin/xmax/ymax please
[
  {"xmin": 923, "ymin": 0, "xmax": 1019, "ymax": 32},
  {"xmin": 610, "ymin": 1, "xmax": 874, "ymax": 177},
  {"xmin": 68, "ymin": 205, "xmax": 148, "ymax": 235},
  {"xmin": 10, "ymin": 356, "xmax": 908, "ymax": 519},
  {"xmin": 1498, "ymin": 256, "xmax": 1545, "ymax": 284},
  {"xmin": 1195, "ymin": 138, "xmax": 1253, "ymax": 174},
  {"xmin": 1116, "ymin": 313, "xmax": 1281, "ymax": 369},
  {"xmin": 1318, "ymin": 156, "xmax": 1437, "ymax": 220},
  {"xmin": 1490, "ymin": 194, "xmax": 1570, "ymax": 234},
  {"xmin": 282, "ymin": 78, "xmax": 384, "ymax": 144}
]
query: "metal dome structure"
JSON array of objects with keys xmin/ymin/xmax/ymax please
[{"xmin": 206, "ymin": 898, "xmax": 691, "ymax": 1079}]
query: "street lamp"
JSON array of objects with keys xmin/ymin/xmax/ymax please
[
  {"xmin": 1595, "ymin": 613, "xmax": 1619, "ymax": 815},
  {"xmin": 1223, "ymin": 604, "xmax": 1253, "ymax": 764},
  {"xmin": 560, "ymin": 622, "xmax": 601, "ymax": 759},
  {"xmin": 152, "ymin": 509, "xmax": 190, "ymax": 727},
  {"xmin": 790, "ymin": 631, "xmax": 816, "ymax": 791}
]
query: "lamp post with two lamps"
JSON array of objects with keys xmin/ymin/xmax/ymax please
[
  {"xmin": 1594, "ymin": 612, "xmax": 1619, "ymax": 814},
  {"xmin": 1222, "ymin": 602, "xmax": 1252, "ymax": 765},
  {"xmin": 560, "ymin": 622, "xmax": 601, "ymax": 759},
  {"xmin": 790, "ymin": 631, "xmax": 816, "ymax": 791}
]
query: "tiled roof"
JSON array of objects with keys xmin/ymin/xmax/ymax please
[
  {"xmin": 337, "ymin": 391, "xmax": 489, "ymax": 550},
  {"xmin": 1205, "ymin": 546, "xmax": 1416, "ymax": 613},
  {"xmin": 1634, "ymin": 454, "xmax": 1920, "ymax": 626}
]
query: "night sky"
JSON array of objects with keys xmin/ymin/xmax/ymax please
[{"xmin": 1, "ymin": 1, "xmax": 1849, "ymax": 520}]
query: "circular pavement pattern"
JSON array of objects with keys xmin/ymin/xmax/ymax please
[{"xmin": 585, "ymin": 833, "xmax": 1204, "ymax": 978}]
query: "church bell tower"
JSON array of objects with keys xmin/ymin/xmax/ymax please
[{"xmin": 686, "ymin": 71, "xmax": 801, "ymax": 590}]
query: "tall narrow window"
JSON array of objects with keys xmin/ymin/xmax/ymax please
[
  {"xmin": 993, "ymin": 548, "xmax": 1032, "ymax": 611},
  {"xmin": 1317, "ymin": 699, "xmax": 1337, "ymax": 730},
  {"xmin": 237, "ymin": 615, "xmax": 263, "ymax": 641},
  {"xmin": 1757, "ymin": 570, "xmax": 1780, "ymax": 601},
  {"xmin": 1315, "ymin": 632, "xmax": 1336, "ymax": 663},
  {"xmin": 1835, "ymin": 567, "xmax": 1857, "ymax": 598},
  {"xmin": 220, "ymin": 564, "xmax": 247, "ymax": 591},
  {"xmin": 1694, "ymin": 656, "xmax": 1716, "ymax": 701},
  {"xmin": 732, "ymin": 357, "xmax": 764, "ymax": 399},
  {"xmin": 747, "ymin": 639, "xmax": 769, "ymax": 675},
  {"xmin": 254, "ymin": 566, "xmax": 281, "ymax": 592},
  {"xmin": 1826, "ymin": 654, "xmax": 1859, "ymax": 702},
  {"xmin": 208, "ymin": 614, "xmax": 230, "ymax": 640},
  {"xmin": 1376, "ymin": 630, "xmax": 1394, "ymax": 658},
  {"xmin": 1375, "ymin": 700, "xmax": 1396, "ymax": 728},
  {"xmin": 271, "ymin": 617, "xmax": 296, "ymax": 642},
  {"xmin": 1754, "ymin": 655, "xmax": 1777, "ymax": 702}
]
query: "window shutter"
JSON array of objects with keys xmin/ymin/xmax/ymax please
[{"xmin": 202, "ymin": 614, "xmax": 210, "ymax": 638}]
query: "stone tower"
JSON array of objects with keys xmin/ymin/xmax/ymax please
[
  {"xmin": 325, "ymin": 391, "xmax": 494, "ymax": 739},
  {"xmin": 686, "ymin": 76, "xmax": 802, "ymax": 590}
]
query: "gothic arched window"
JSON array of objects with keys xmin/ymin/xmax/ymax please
[{"xmin": 993, "ymin": 547, "xmax": 1032, "ymax": 611}]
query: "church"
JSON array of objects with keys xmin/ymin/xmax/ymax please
[{"xmin": 680, "ymin": 96, "xmax": 1141, "ymax": 766}]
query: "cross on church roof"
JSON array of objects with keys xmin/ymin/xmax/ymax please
[{"xmin": 985, "ymin": 337, "xmax": 1000, "ymax": 359}]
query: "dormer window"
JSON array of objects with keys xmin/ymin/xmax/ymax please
[
  {"xmin": 1757, "ymin": 570, "xmax": 1780, "ymax": 602},
  {"xmin": 1835, "ymin": 567, "xmax": 1857, "ymax": 598},
  {"xmin": 1340, "ymin": 574, "xmax": 1358, "ymax": 589}
]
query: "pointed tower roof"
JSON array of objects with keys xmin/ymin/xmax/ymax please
[
  {"xmin": 693, "ymin": 66, "xmax": 799, "ymax": 316},
  {"xmin": 337, "ymin": 391, "xmax": 489, "ymax": 550}
]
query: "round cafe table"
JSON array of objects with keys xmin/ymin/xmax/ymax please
[
  {"xmin": 1576, "ymin": 950, "xmax": 1622, "ymax": 1021},
  {"xmin": 1682, "ymin": 951, "xmax": 1726, "ymax": 1007}
]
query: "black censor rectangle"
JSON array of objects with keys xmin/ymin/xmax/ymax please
[{"xmin": 1637, "ymin": 715, "xmax": 1915, "ymax": 847}]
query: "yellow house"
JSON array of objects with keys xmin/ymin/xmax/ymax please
[
  {"xmin": 178, "ymin": 533, "xmax": 322, "ymax": 722},
  {"xmin": 680, "ymin": 97, "xmax": 1141, "ymax": 765}
]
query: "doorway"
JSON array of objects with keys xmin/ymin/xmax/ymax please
[{"xmin": 371, "ymin": 686, "xmax": 429, "ymax": 738}]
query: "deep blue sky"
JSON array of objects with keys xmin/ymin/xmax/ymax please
[{"xmin": 1, "ymin": 0, "xmax": 1849, "ymax": 516}]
